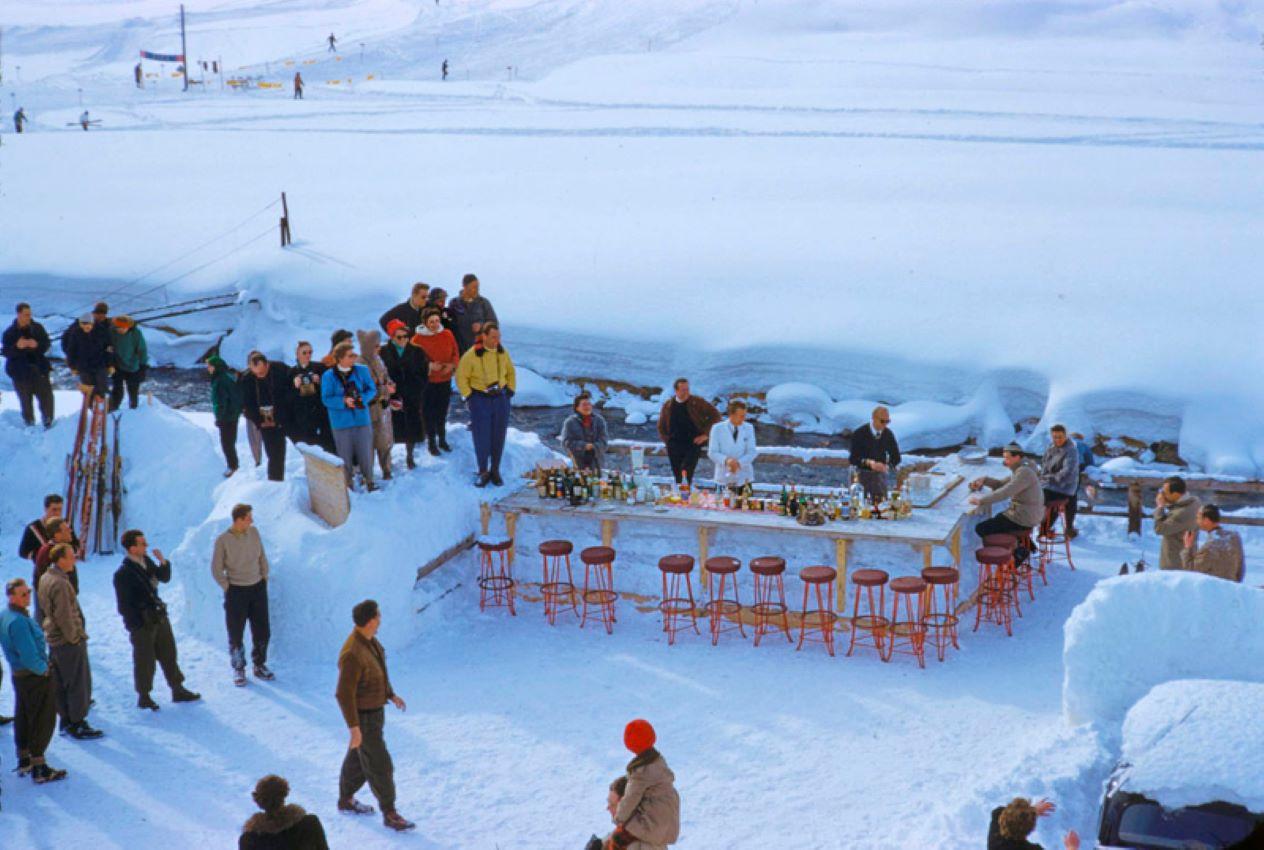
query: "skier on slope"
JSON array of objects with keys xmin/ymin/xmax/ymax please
[
  {"xmin": 79, "ymin": 111, "xmax": 91, "ymax": 131},
  {"xmin": 442, "ymin": 59, "xmax": 448, "ymax": 81},
  {"xmin": 328, "ymin": 33, "xmax": 337, "ymax": 53},
  {"xmin": 135, "ymin": 62, "xmax": 143, "ymax": 89},
  {"xmin": 293, "ymin": 72, "xmax": 304, "ymax": 100},
  {"xmin": 14, "ymin": 107, "xmax": 27, "ymax": 133}
]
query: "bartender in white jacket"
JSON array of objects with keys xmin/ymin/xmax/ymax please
[{"xmin": 708, "ymin": 400, "xmax": 758, "ymax": 490}]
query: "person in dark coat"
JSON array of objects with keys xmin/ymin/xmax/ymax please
[
  {"xmin": 19, "ymin": 494, "xmax": 70, "ymax": 564},
  {"xmin": 447, "ymin": 273, "xmax": 498, "ymax": 353},
  {"xmin": 240, "ymin": 774, "xmax": 329, "ymax": 850},
  {"xmin": 377, "ymin": 283, "xmax": 429, "ymax": 336},
  {"xmin": 239, "ymin": 351, "xmax": 293, "ymax": 482},
  {"xmin": 320, "ymin": 329, "xmax": 353, "ymax": 369},
  {"xmin": 426, "ymin": 288, "xmax": 455, "ymax": 334},
  {"xmin": 113, "ymin": 529, "xmax": 200, "ymax": 710},
  {"xmin": 988, "ymin": 798, "xmax": 1079, "ymax": 850},
  {"xmin": 561, "ymin": 392, "xmax": 609, "ymax": 471},
  {"xmin": 2, "ymin": 302, "xmax": 55, "ymax": 427},
  {"xmin": 61, "ymin": 314, "xmax": 113, "ymax": 400},
  {"xmin": 849, "ymin": 405, "xmax": 901, "ymax": 503},
  {"xmin": 656, "ymin": 378, "xmax": 721, "ymax": 486},
  {"xmin": 288, "ymin": 341, "xmax": 333, "ymax": 453},
  {"xmin": 379, "ymin": 320, "xmax": 427, "ymax": 469},
  {"xmin": 208, "ymin": 356, "xmax": 243, "ymax": 476}
]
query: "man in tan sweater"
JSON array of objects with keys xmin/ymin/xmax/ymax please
[
  {"xmin": 38, "ymin": 543, "xmax": 104, "ymax": 740},
  {"xmin": 968, "ymin": 442, "xmax": 1046, "ymax": 538},
  {"xmin": 335, "ymin": 599, "xmax": 414, "ymax": 832},
  {"xmin": 211, "ymin": 503, "xmax": 273, "ymax": 686}
]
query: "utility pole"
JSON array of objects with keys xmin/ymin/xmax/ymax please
[{"xmin": 180, "ymin": 4, "xmax": 189, "ymax": 92}]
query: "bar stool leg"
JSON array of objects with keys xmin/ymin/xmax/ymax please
[
  {"xmin": 796, "ymin": 581, "xmax": 810, "ymax": 650},
  {"xmin": 815, "ymin": 581, "xmax": 834, "ymax": 657}
]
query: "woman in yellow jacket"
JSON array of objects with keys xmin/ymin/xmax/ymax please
[{"xmin": 455, "ymin": 322, "xmax": 516, "ymax": 487}]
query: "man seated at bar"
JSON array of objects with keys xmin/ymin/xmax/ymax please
[
  {"xmin": 967, "ymin": 442, "xmax": 1046, "ymax": 540},
  {"xmin": 850, "ymin": 405, "xmax": 901, "ymax": 502},
  {"xmin": 708, "ymin": 400, "xmax": 757, "ymax": 492},
  {"xmin": 656, "ymin": 378, "xmax": 720, "ymax": 486},
  {"xmin": 561, "ymin": 392, "xmax": 609, "ymax": 471}
]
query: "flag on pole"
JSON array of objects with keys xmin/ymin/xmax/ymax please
[{"xmin": 140, "ymin": 50, "xmax": 185, "ymax": 62}]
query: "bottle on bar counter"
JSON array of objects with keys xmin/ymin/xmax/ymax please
[
  {"xmin": 788, "ymin": 486, "xmax": 799, "ymax": 519},
  {"xmin": 779, "ymin": 484, "xmax": 789, "ymax": 516}
]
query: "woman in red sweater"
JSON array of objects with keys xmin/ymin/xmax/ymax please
[{"xmin": 411, "ymin": 307, "xmax": 460, "ymax": 455}]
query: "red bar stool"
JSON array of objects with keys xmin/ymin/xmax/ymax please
[
  {"xmin": 579, "ymin": 546, "xmax": 617, "ymax": 634},
  {"xmin": 884, "ymin": 576, "xmax": 927, "ymax": 668},
  {"xmin": 703, "ymin": 557, "xmax": 745, "ymax": 645},
  {"xmin": 539, "ymin": 539, "xmax": 578, "ymax": 626},
  {"xmin": 796, "ymin": 566, "xmax": 838, "ymax": 657},
  {"xmin": 658, "ymin": 554, "xmax": 700, "ymax": 645},
  {"xmin": 845, "ymin": 569, "xmax": 889, "ymax": 660},
  {"xmin": 972, "ymin": 546, "xmax": 1016, "ymax": 637},
  {"xmin": 1039, "ymin": 498, "xmax": 1075, "ymax": 574},
  {"xmin": 983, "ymin": 531, "xmax": 1032, "ymax": 607},
  {"xmin": 920, "ymin": 567, "xmax": 959, "ymax": 662},
  {"xmin": 476, "ymin": 536, "xmax": 515, "ymax": 615},
  {"xmin": 749, "ymin": 556, "xmax": 792, "ymax": 646}
]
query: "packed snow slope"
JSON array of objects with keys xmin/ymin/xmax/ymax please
[{"xmin": 3, "ymin": 1, "xmax": 1264, "ymax": 471}]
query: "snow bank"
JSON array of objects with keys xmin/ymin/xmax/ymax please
[
  {"xmin": 1062, "ymin": 572, "xmax": 1264, "ymax": 726},
  {"xmin": 513, "ymin": 367, "xmax": 574, "ymax": 407},
  {"xmin": 1121, "ymin": 679, "xmax": 1264, "ymax": 812}
]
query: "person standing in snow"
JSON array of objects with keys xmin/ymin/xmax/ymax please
[
  {"xmin": 1037, "ymin": 425, "xmax": 1079, "ymax": 535},
  {"xmin": 135, "ymin": 62, "xmax": 144, "ymax": 89},
  {"xmin": 607, "ymin": 719, "xmax": 680, "ymax": 850},
  {"xmin": 335, "ymin": 598, "xmax": 415, "ymax": 832},
  {"xmin": 561, "ymin": 392, "xmax": 609, "ymax": 472},
  {"xmin": 212, "ymin": 504, "xmax": 274, "ymax": 686},
  {"xmin": 38, "ymin": 544, "xmax": 104, "ymax": 740},
  {"xmin": 412, "ymin": 307, "xmax": 458, "ymax": 455},
  {"xmin": 113, "ymin": 529, "xmax": 201, "ymax": 710},
  {"xmin": 293, "ymin": 72, "xmax": 304, "ymax": 100},
  {"xmin": 289, "ymin": 341, "xmax": 334, "ymax": 453},
  {"xmin": 426, "ymin": 287, "xmax": 455, "ymax": 333},
  {"xmin": 447, "ymin": 273, "xmax": 498, "ymax": 354},
  {"xmin": 357, "ymin": 330, "xmax": 396, "ymax": 480},
  {"xmin": 1180, "ymin": 504, "xmax": 1245, "ymax": 582},
  {"xmin": 656, "ymin": 378, "xmax": 720, "ymax": 487},
  {"xmin": 968, "ymin": 443, "xmax": 1045, "ymax": 542},
  {"xmin": 1153, "ymin": 476, "xmax": 1201, "ymax": 570},
  {"xmin": 456, "ymin": 322, "xmax": 515, "ymax": 488},
  {"xmin": 849, "ymin": 405, "xmax": 901, "ymax": 503},
  {"xmin": 377, "ymin": 282, "xmax": 429, "ymax": 337},
  {"xmin": 327, "ymin": 33, "xmax": 337, "ymax": 52},
  {"xmin": 322, "ymin": 341, "xmax": 379, "ymax": 491},
  {"xmin": 61, "ymin": 313, "xmax": 113, "ymax": 401},
  {"xmin": 14, "ymin": 107, "xmax": 27, "ymax": 133},
  {"xmin": 240, "ymin": 774, "xmax": 329, "ymax": 850},
  {"xmin": 108, "ymin": 314, "xmax": 148, "ymax": 411},
  {"xmin": 987, "ymin": 797, "xmax": 1080, "ymax": 850},
  {"xmin": 708, "ymin": 399, "xmax": 756, "ymax": 491},
  {"xmin": 2, "ymin": 302, "xmax": 55, "ymax": 428},
  {"xmin": 240, "ymin": 351, "xmax": 294, "ymax": 483},
  {"xmin": 32, "ymin": 519, "xmax": 78, "ymax": 623},
  {"xmin": 0, "ymin": 578, "xmax": 67, "ymax": 783},
  {"xmin": 208, "ymin": 355, "xmax": 244, "ymax": 476},
  {"xmin": 379, "ymin": 320, "xmax": 427, "ymax": 469},
  {"xmin": 321, "ymin": 329, "xmax": 353, "ymax": 368},
  {"xmin": 19, "ymin": 494, "xmax": 73, "ymax": 566},
  {"xmin": 441, "ymin": 59, "xmax": 448, "ymax": 81}
]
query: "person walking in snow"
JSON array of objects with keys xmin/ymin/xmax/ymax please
[
  {"xmin": 2, "ymin": 302, "xmax": 55, "ymax": 428},
  {"xmin": 456, "ymin": 322, "xmax": 515, "ymax": 488},
  {"xmin": 32, "ymin": 518, "xmax": 77, "ymax": 623},
  {"xmin": 377, "ymin": 282, "xmax": 429, "ymax": 337},
  {"xmin": 13, "ymin": 107, "xmax": 27, "ymax": 133},
  {"xmin": 607, "ymin": 719, "xmax": 680, "ymax": 850},
  {"xmin": 135, "ymin": 62, "xmax": 144, "ymax": 89},
  {"xmin": 335, "ymin": 598, "xmax": 415, "ymax": 832},
  {"xmin": 656, "ymin": 378, "xmax": 720, "ymax": 488},
  {"xmin": 241, "ymin": 774, "xmax": 329, "ymax": 850},
  {"xmin": 441, "ymin": 59, "xmax": 448, "ymax": 81},
  {"xmin": 289, "ymin": 341, "xmax": 334, "ymax": 453},
  {"xmin": 240, "ymin": 351, "xmax": 294, "ymax": 482},
  {"xmin": 1153, "ymin": 476, "xmax": 1201, "ymax": 570},
  {"xmin": 322, "ymin": 341, "xmax": 379, "ymax": 491},
  {"xmin": 1180, "ymin": 504, "xmax": 1245, "ymax": 582},
  {"xmin": 988, "ymin": 797, "xmax": 1080, "ymax": 850},
  {"xmin": 356, "ymin": 330, "xmax": 396, "ymax": 480},
  {"xmin": 108, "ymin": 314, "xmax": 148, "ymax": 411},
  {"xmin": 850, "ymin": 405, "xmax": 901, "ymax": 503},
  {"xmin": 328, "ymin": 33, "xmax": 338, "ymax": 52},
  {"xmin": 38, "ymin": 544, "xmax": 104, "ymax": 740},
  {"xmin": 208, "ymin": 355, "xmax": 244, "ymax": 476},
  {"xmin": 968, "ymin": 443, "xmax": 1045, "ymax": 544},
  {"xmin": 412, "ymin": 307, "xmax": 458, "ymax": 455},
  {"xmin": 0, "ymin": 578, "xmax": 67, "ymax": 783},
  {"xmin": 561, "ymin": 392, "xmax": 609, "ymax": 472},
  {"xmin": 61, "ymin": 313, "xmax": 113, "ymax": 401},
  {"xmin": 293, "ymin": 72, "xmax": 304, "ymax": 100},
  {"xmin": 113, "ymin": 529, "xmax": 201, "ymax": 710},
  {"xmin": 708, "ymin": 399, "xmax": 756, "ymax": 491},
  {"xmin": 379, "ymin": 321, "xmax": 427, "ymax": 469},
  {"xmin": 1037, "ymin": 425, "xmax": 1079, "ymax": 536},
  {"xmin": 447, "ymin": 273, "xmax": 498, "ymax": 354},
  {"xmin": 212, "ymin": 504, "xmax": 274, "ymax": 686}
]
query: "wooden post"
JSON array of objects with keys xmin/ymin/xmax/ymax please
[
  {"xmin": 1127, "ymin": 482, "xmax": 1142, "ymax": 536},
  {"xmin": 834, "ymin": 538, "xmax": 849, "ymax": 612},
  {"xmin": 601, "ymin": 519, "xmax": 617, "ymax": 548},
  {"xmin": 922, "ymin": 544, "xmax": 934, "ymax": 571},
  {"xmin": 479, "ymin": 501, "xmax": 491, "ymax": 536},
  {"xmin": 504, "ymin": 511, "xmax": 518, "ymax": 567},
  {"xmin": 279, "ymin": 191, "xmax": 292, "ymax": 246},
  {"xmin": 950, "ymin": 525, "xmax": 962, "ymax": 568},
  {"xmin": 698, "ymin": 526, "xmax": 712, "ymax": 589}
]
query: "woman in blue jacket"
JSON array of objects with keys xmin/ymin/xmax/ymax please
[{"xmin": 321, "ymin": 341, "xmax": 379, "ymax": 491}]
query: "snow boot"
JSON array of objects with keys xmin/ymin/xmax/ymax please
[
  {"xmin": 31, "ymin": 763, "xmax": 68, "ymax": 784},
  {"xmin": 474, "ymin": 472, "xmax": 490, "ymax": 488},
  {"xmin": 66, "ymin": 721, "xmax": 104, "ymax": 740},
  {"xmin": 339, "ymin": 797, "xmax": 375, "ymax": 816},
  {"xmin": 232, "ymin": 647, "xmax": 248, "ymax": 686},
  {"xmin": 1134, "ymin": 560, "xmax": 1145, "ymax": 573},
  {"xmin": 15, "ymin": 755, "xmax": 32, "ymax": 775},
  {"xmin": 253, "ymin": 663, "xmax": 276, "ymax": 681},
  {"xmin": 439, "ymin": 437, "xmax": 452, "ymax": 453},
  {"xmin": 489, "ymin": 469, "xmax": 504, "ymax": 487},
  {"xmin": 233, "ymin": 668, "xmax": 247, "ymax": 687},
  {"xmin": 1118, "ymin": 563, "xmax": 1129, "ymax": 576},
  {"xmin": 172, "ymin": 686, "xmax": 202, "ymax": 703},
  {"xmin": 427, "ymin": 436, "xmax": 440, "ymax": 457},
  {"xmin": 383, "ymin": 810, "xmax": 415, "ymax": 832},
  {"xmin": 137, "ymin": 694, "xmax": 161, "ymax": 711}
]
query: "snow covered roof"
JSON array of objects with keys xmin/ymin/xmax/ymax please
[{"xmin": 1120, "ymin": 679, "xmax": 1264, "ymax": 812}]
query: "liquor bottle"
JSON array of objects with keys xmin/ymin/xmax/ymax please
[
  {"xmin": 612, "ymin": 473, "xmax": 623, "ymax": 502},
  {"xmin": 572, "ymin": 475, "xmax": 585, "ymax": 505},
  {"xmin": 788, "ymin": 487, "xmax": 799, "ymax": 519},
  {"xmin": 779, "ymin": 484, "xmax": 789, "ymax": 516}
]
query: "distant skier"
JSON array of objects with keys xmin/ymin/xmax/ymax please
[
  {"xmin": 442, "ymin": 59, "xmax": 448, "ymax": 81},
  {"xmin": 293, "ymin": 72, "xmax": 304, "ymax": 100},
  {"xmin": 14, "ymin": 107, "xmax": 26, "ymax": 133},
  {"xmin": 328, "ymin": 33, "xmax": 337, "ymax": 53},
  {"xmin": 79, "ymin": 110, "xmax": 91, "ymax": 131},
  {"xmin": 135, "ymin": 62, "xmax": 143, "ymax": 89}
]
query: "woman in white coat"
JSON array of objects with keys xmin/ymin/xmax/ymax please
[{"xmin": 708, "ymin": 400, "xmax": 758, "ymax": 490}]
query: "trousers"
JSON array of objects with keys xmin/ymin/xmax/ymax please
[
  {"xmin": 339, "ymin": 707, "xmax": 396, "ymax": 811},
  {"xmin": 422, "ymin": 381, "xmax": 452, "ymax": 444},
  {"xmin": 49, "ymin": 641, "xmax": 93, "ymax": 725},
  {"xmin": 259, "ymin": 425, "xmax": 287, "ymax": 482},
  {"xmin": 13, "ymin": 374, "xmax": 55, "ymax": 426},
  {"xmin": 224, "ymin": 580, "xmax": 270, "ymax": 668},
  {"xmin": 12, "ymin": 672, "xmax": 56, "ymax": 759},
  {"xmin": 218, "ymin": 418, "xmax": 240, "ymax": 471},
  {"xmin": 333, "ymin": 425, "xmax": 375, "ymax": 487},
  {"xmin": 666, "ymin": 441, "xmax": 702, "ymax": 485},
  {"xmin": 109, "ymin": 369, "xmax": 144, "ymax": 411},
  {"xmin": 467, "ymin": 391, "xmax": 510, "ymax": 474},
  {"xmin": 129, "ymin": 613, "xmax": 186, "ymax": 696}
]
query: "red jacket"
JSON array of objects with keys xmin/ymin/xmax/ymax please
[{"xmin": 411, "ymin": 327, "xmax": 460, "ymax": 383}]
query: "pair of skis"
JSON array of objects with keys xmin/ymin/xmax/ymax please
[{"xmin": 63, "ymin": 395, "xmax": 123, "ymax": 557}]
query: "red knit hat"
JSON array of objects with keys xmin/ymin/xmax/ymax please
[
  {"xmin": 385, "ymin": 319, "xmax": 409, "ymax": 339},
  {"xmin": 624, "ymin": 719, "xmax": 656, "ymax": 754}
]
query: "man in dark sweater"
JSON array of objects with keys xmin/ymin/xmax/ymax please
[
  {"xmin": 377, "ymin": 282, "xmax": 429, "ymax": 336},
  {"xmin": 2, "ymin": 302, "xmax": 55, "ymax": 427},
  {"xmin": 656, "ymin": 378, "xmax": 721, "ymax": 486},
  {"xmin": 447, "ymin": 274, "xmax": 498, "ymax": 353},
  {"xmin": 112, "ymin": 529, "xmax": 200, "ymax": 710},
  {"xmin": 849, "ymin": 405, "xmax": 901, "ymax": 502},
  {"xmin": 18, "ymin": 494, "xmax": 73, "ymax": 564},
  {"xmin": 61, "ymin": 314, "xmax": 113, "ymax": 400},
  {"xmin": 239, "ymin": 352, "xmax": 294, "ymax": 482}
]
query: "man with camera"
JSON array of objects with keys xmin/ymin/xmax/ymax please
[
  {"xmin": 240, "ymin": 351, "xmax": 294, "ymax": 482},
  {"xmin": 321, "ymin": 341, "xmax": 380, "ymax": 491},
  {"xmin": 455, "ymin": 322, "xmax": 516, "ymax": 487}
]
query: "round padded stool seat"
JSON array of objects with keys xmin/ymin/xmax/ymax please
[
  {"xmin": 982, "ymin": 534, "xmax": 1018, "ymax": 550},
  {"xmin": 800, "ymin": 565, "xmax": 836, "ymax": 584},
  {"xmin": 539, "ymin": 540, "xmax": 573, "ymax": 557},
  {"xmin": 580, "ymin": 546, "xmax": 615, "ymax": 565},
  {"xmin": 705, "ymin": 556, "xmax": 740, "ymax": 574},
  {"xmin": 852, "ymin": 569, "xmax": 889, "ymax": 587},
  {"xmin": 890, "ymin": 576, "xmax": 927, "ymax": 595},
  {"xmin": 975, "ymin": 546, "xmax": 1013, "ymax": 565},
  {"xmin": 921, "ymin": 567, "xmax": 960, "ymax": 585},
  {"xmin": 749, "ymin": 556, "xmax": 785, "ymax": 575},
  {"xmin": 477, "ymin": 537, "xmax": 513, "ymax": 552},
  {"xmin": 658, "ymin": 554, "xmax": 695, "ymax": 574}
]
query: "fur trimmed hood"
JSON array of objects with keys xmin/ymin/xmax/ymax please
[{"xmin": 243, "ymin": 803, "xmax": 308, "ymax": 835}]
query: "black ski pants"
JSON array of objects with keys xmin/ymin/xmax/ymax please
[
  {"xmin": 12, "ymin": 672, "xmax": 56, "ymax": 760},
  {"xmin": 13, "ymin": 374, "xmax": 55, "ymax": 427},
  {"xmin": 109, "ymin": 369, "xmax": 143, "ymax": 411},
  {"xmin": 77, "ymin": 367, "xmax": 110, "ymax": 400},
  {"xmin": 129, "ymin": 613, "xmax": 185, "ymax": 696},
  {"xmin": 422, "ymin": 381, "xmax": 451, "ymax": 445},
  {"xmin": 259, "ymin": 425, "xmax": 287, "ymax": 481},
  {"xmin": 667, "ymin": 441, "xmax": 703, "ymax": 485},
  {"xmin": 339, "ymin": 707, "xmax": 396, "ymax": 811},
  {"xmin": 224, "ymin": 580, "xmax": 270, "ymax": 668},
  {"xmin": 218, "ymin": 418, "xmax": 240, "ymax": 471}
]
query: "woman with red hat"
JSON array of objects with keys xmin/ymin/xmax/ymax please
[{"xmin": 608, "ymin": 719, "xmax": 680, "ymax": 850}]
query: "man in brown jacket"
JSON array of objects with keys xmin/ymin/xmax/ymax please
[
  {"xmin": 608, "ymin": 719, "xmax": 680, "ymax": 850},
  {"xmin": 211, "ymin": 504, "xmax": 273, "ymax": 686},
  {"xmin": 38, "ymin": 544, "xmax": 104, "ymax": 740},
  {"xmin": 335, "ymin": 599, "xmax": 414, "ymax": 832},
  {"xmin": 656, "ymin": 378, "xmax": 720, "ymax": 486},
  {"xmin": 1153, "ymin": 477, "xmax": 1201, "ymax": 570},
  {"xmin": 1179, "ymin": 505, "xmax": 1245, "ymax": 582}
]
